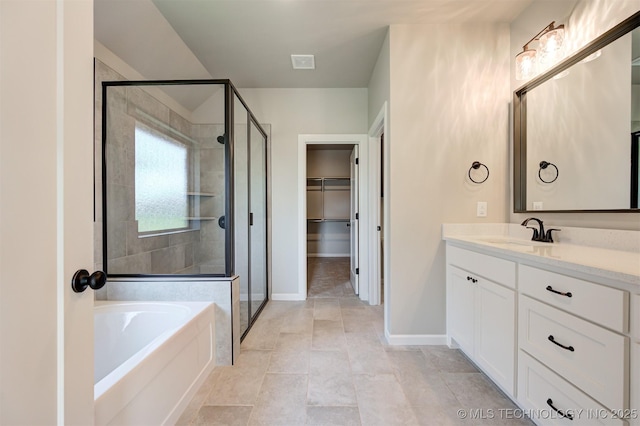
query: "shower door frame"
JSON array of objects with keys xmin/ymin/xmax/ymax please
[
  {"xmin": 101, "ymin": 79, "xmax": 267, "ymax": 283},
  {"xmin": 101, "ymin": 79, "xmax": 269, "ymax": 337}
]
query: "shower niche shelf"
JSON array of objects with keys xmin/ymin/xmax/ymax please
[{"xmin": 187, "ymin": 191, "xmax": 217, "ymax": 222}]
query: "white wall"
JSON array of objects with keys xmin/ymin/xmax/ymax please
[
  {"xmin": 387, "ymin": 23, "xmax": 511, "ymax": 336},
  {"xmin": 195, "ymin": 89, "xmax": 368, "ymax": 298},
  {"xmin": 510, "ymin": 0, "xmax": 640, "ymax": 229},
  {"xmin": 368, "ymin": 29, "xmax": 390, "ymax": 129}
]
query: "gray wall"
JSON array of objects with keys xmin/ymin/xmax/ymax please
[{"xmin": 387, "ymin": 23, "xmax": 511, "ymax": 336}]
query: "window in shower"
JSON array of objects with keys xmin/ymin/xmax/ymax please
[{"xmin": 134, "ymin": 122, "xmax": 189, "ymax": 234}]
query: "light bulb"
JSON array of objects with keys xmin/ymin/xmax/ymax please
[
  {"xmin": 515, "ymin": 49, "xmax": 537, "ymax": 81},
  {"xmin": 538, "ymin": 26, "xmax": 565, "ymax": 66}
]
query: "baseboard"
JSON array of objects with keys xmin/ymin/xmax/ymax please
[
  {"xmin": 270, "ymin": 293, "xmax": 306, "ymax": 301},
  {"xmin": 307, "ymin": 253, "xmax": 350, "ymax": 258},
  {"xmin": 384, "ymin": 332, "xmax": 448, "ymax": 346}
]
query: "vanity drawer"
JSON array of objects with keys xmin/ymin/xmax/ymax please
[
  {"xmin": 519, "ymin": 264, "xmax": 628, "ymax": 333},
  {"xmin": 447, "ymin": 245, "xmax": 515, "ymax": 288},
  {"xmin": 518, "ymin": 350, "xmax": 624, "ymax": 425},
  {"xmin": 519, "ymin": 296, "xmax": 628, "ymax": 411}
]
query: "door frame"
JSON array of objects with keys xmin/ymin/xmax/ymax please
[
  {"xmin": 298, "ymin": 134, "xmax": 368, "ymax": 301},
  {"xmin": 368, "ymin": 103, "xmax": 389, "ymax": 311},
  {"xmin": 349, "ymin": 145, "xmax": 360, "ymax": 295}
]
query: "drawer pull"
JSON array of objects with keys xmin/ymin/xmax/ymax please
[
  {"xmin": 466, "ymin": 276, "xmax": 478, "ymax": 283},
  {"xmin": 548, "ymin": 335, "xmax": 575, "ymax": 352},
  {"xmin": 546, "ymin": 398, "xmax": 573, "ymax": 420},
  {"xmin": 545, "ymin": 285, "xmax": 572, "ymax": 298}
]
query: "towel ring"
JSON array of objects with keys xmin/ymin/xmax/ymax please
[
  {"xmin": 538, "ymin": 161, "xmax": 558, "ymax": 183},
  {"xmin": 468, "ymin": 161, "xmax": 489, "ymax": 184}
]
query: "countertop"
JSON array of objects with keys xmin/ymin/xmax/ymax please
[{"xmin": 443, "ymin": 233, "xmax": 640, "ymax": 288}]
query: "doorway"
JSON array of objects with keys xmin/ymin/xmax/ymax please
[
  {"xmin": 306, "ymin": 144, "xmax": 357, "ymax": 297},
  {"xmin": 297, "ymin": 134, "xmax": 369, "ymax": 301}
]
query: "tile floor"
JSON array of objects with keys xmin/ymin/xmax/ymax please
[{"xmin": 178, "ymin": 258, "xmax": 532, "ymax": 425}]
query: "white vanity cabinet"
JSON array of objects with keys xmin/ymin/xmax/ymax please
[
  {"xmin": 445, "ymin": 238, "xmax": 638, "ymax": 426},
  {"xmin": 446, "ymin": 245, "xmax": 516, "ymax": 396}
]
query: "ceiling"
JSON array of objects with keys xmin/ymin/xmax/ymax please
[{"xmin": 95, "ymin": 0, "xmax": 534, "ymax": 92}]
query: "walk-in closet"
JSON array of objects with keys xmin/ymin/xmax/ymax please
[{"xmin": 306, "ymin": 144, "xmax": 358, "ymax": 297}]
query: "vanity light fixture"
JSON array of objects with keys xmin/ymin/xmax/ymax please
[{"xmin": 515, "ymin": 21, "xmax": 565, "ymax": 80}]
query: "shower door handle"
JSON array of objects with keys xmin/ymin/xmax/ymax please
[
  {"xmin": 250, "ymin": 212, "xmax": 254, "ymax": 226},
  {"xmin": 71, "ymin": 269, "xmax": 106, "ymax": 293}
]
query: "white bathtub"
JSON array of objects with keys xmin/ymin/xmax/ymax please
[{"xmin": 94, "ymin": 301, "xmax": 215, "ymax": 425}]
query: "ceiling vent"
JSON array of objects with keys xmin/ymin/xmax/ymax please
[{"xmin": 291, "ymin": 54, "xmax": 315, "ymax": 70}]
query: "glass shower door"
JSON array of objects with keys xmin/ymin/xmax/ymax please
[
  {"xmin": 233, "ymin": 94, "xmax": 250, "ymax": 334},
  {"xmin": 249, "ymin": 120, "xmax": 268, "ymax": 319}
]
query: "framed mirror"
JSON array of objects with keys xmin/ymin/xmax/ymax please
[{"xmin": 514, "ymin": 11, "xmax": 640, "ymax": 212}]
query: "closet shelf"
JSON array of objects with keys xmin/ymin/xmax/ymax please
[
  {"xmin": 307, "ymin": 176, "xmax": 350, "ymax": 223},
  {"xmin": 306, "ymin": 177, "xmax": 350, "ymax": 191},
  {"xmin": 187, "ymin": 192, "xmax": 216, "ymax": 197},
  {"xmin": 307, "ymin": 177, "xmax": 349, "ymax": 180}
]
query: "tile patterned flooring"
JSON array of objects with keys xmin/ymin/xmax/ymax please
[{"xmin": 178, "ymin": 258, "xmax": 532, "ymax": 425}]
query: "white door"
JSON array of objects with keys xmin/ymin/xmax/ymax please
[
  {"xmin": 0, "ymin": 1, "xmax": 94, "ymax": 424},
  {"xmin": 349, "ymin": 146, "xmax": 359, "ymax": 294}
]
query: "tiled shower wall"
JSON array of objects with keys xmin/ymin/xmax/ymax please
[{"xmin": 94, "ymin": 60, "xmax": 226, "ymax": 277}]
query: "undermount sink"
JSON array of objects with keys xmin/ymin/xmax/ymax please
[{"xmin": 472, "ymin": 237, "xmax": 548, "ymax": 247}]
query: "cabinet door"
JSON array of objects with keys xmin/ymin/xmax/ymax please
[
  {"xmin": 475, "ymin": 278, "xmax": 515, "ymax": 395},
  {"xmin": 448, "ymin": 265, "xmax": 475, "ymax": 355}
]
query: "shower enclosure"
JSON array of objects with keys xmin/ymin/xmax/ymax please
[{"xmin": 101, "ymin": 79, "xmax": 268, "ymax": 337}]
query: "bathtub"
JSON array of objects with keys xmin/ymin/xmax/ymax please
[{"xmin": 94, "ymin": 301, "xmax": 215, "ymax": 425}]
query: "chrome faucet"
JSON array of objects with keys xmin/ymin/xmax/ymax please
[{"xmin": 521, "ymin": 218, "xmax": 560, "ymax": 243}]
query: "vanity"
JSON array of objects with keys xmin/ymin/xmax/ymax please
[
  {"xmin": 445, "ymin": 8, "xmax": 640, "ymax": 424},
  {"xmin": 444, "ymin": 224, "xmax": 640, "ymax": 425}
]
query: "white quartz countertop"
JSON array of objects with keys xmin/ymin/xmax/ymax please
[{"xmin": 442, "ymin": 225, "xmax": 640, "ymax": 288}]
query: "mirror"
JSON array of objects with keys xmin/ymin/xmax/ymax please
[{"xmin": 514, "ymin": 11, "xmax": 640, "ymax": 212}]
